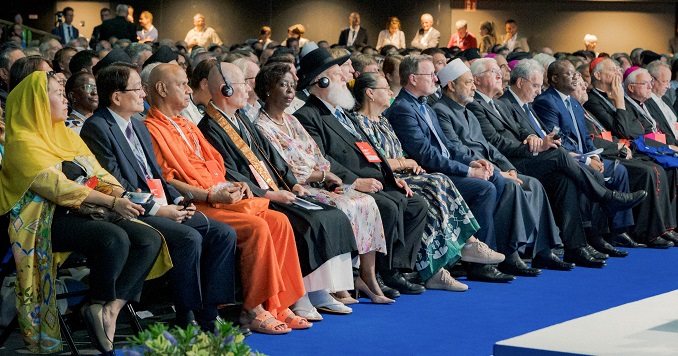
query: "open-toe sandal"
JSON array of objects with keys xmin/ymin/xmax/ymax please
[
  {"xmin": 240, "ymin": 311, "xmax": 290, "ymax": 335},
  {"xmin": 277, "ymin": 308, "xmax": 313, "ymax": 330}
]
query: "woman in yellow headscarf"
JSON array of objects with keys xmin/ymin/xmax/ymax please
[{"xmin": 0, "ymin": 71, "xmax": 171, "ymax": 354}]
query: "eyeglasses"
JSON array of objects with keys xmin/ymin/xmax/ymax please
[
  {"xmin": 651, "ymin": 76, "xmax": 669, "ymax": 86},
  {"xmin": 499, "ymin": 64, "xmax": 510, "ymax": 71},
  {"xmin": 371, "ymin": 87, "xmax": 392, "ymax": 90},
  {"xmin": 630, "ymin": 80, "xmax": 653, "ymax": 87},
  {"xmin": 119, "ymin": 85, "xmax": 144, "ymax": 93},
  {"xmin": 477, "ymin": 68, "xmax": 502, "ymax": 77},
  {"xmin": 412, "ymin": 73, "xmax": 437, "ymax": 80},
  {"xmin": 245, "ymin": 77, "xmax": 256, "ymax": 81},
  {"xmin": 231, "ymin": 82, "xmax": 251, "ymax": 88},
  {"xmin": 520, "ymin": 77, "xmax": 542, "ymax": 90},
  {"xmin": 80, "ymin": 83, "xmax": 96, "ymax": 94},
  {"xmin": 560, "ymin": 70, "xmax": 577, "ymax": 79}
]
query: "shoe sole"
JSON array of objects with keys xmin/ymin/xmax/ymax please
[{"xmin": 461, "ymin": 256, "xmax": 504, "ymax": 264}]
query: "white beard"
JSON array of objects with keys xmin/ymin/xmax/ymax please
[{"xmin": 327, "ymin": 81, "xmax": 356, "ymax": 110}]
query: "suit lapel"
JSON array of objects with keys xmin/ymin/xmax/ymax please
[{"xmin": 101, "ymin": 109, "xmax": 148, "ymax": 182}]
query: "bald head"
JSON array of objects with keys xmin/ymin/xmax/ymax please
[
  {"xmin": 148, "ymin": 63, "xmax": 192, "ymax": 115},
  {"xmin": 208, "ymin": 62, "xmax": 250, "ymax": 113}
]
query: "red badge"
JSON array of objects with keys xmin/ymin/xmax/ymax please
[
  {"xmin": 355, "ymin": 142, "xmax": 382, "ymax": 163},
  {"xmin": 205, "ymin": 160, "xmax": 226, "ymax": 184},
  {"xmin": 84, "ymin": 176, "xmax": 99, "ymax": 189}
]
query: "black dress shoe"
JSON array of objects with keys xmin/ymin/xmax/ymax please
[
  {"xmin": 531, "ymin": 252, "xmax": 575, "ymax": 271},
  {"xmin": 603, "ymin": 190, "xmax": 647, "ymax": 212},
  {"xmin": 584, "ymin": 245, "xmax": 608, "ymax": 260},
  {"xmin": 401, "ymin": 271, "xmax": 424, "ymax": 285},
  {"xmin": 661, "ymin": 230, "xmax": 678, "ymax": 245},
  {"xmin": 564, "ymin": 247, "xmax": 606, "ymax": 268},
  {"xmin": 498, "ymin": 252, "xmax": 541, "ymax": 277},
  {"xmin": 647, "ymin": 236, "xmax": 674, "ymax": 249},
  {"xmin": 376, "ymin": 273, "xmax": 401, "ymax": 298},
  {"xmin": 465, "ymin": 263, "xmax": 515, "ymax": 283},
  {"xmin": 381, "ymin": 270, "xmax": 426, "ymax": 294},
  {"xmin": 589, "ymin": 236, "xmax": 628, "ymax": 258},
  {"xmin": 609, "ymin": 232, "xmax": 646, "ymax": 248}
]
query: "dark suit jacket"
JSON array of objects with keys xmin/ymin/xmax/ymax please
[
  {"xmin": 533, "ymin": 87, "xmax": 596, "ymax": 155},
  {"xmin": 51, "ymin": 23, "xmax": 79, "ymax": 44},
  {"xmin": 645, "ymin": 98, "xmax": 678, "ymax": 145},
  {"xmin": 89, "ymin": 24, "xmax": 103, "ymax": 48},
  {"xmin": 99, "ymin": 16, "xmax": 138, "ymax": 42},
  {"xmin": 294, "ymin": 94, "xmax": 400, "ymax": 189},
  {"xmin": 583, "ymin": 109, "xmax": 620, "ymax": 157},
  {"xmin": 198, "ymin": 109, "xmax": 299, "ymax": 197},
  {"xmin": 583, "ymin": 89, "xmax": 645, "ymax": 140},
  {"xmin": 383, "ymin": 90, "xmax": 475, "ymax": 177},
  {"xmin": 338, "ymin": 27, "xmax": 368, "ymax": 46},
  {"xmin": 81, "ymin": 107, "xmax": 182, "ymax": 215},
  {"xmin": 433, "ymin": 95, "xmax": 515, "ymax": 172}
]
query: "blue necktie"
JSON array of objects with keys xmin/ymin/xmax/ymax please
[
  {"xmin": 125, "ymin": 123, "xmax": 152, "ymax": 179},
  {"xmin": 335, "ymin": 108, "xmax": 362, "ymax": 140},
  {"xmin": 523, "ymin": 104, "xmax": 545, "ymax": 138},
  {"xmin": 565, "ymin": 98, "xmax": 583, "ymax": 152},
  {"xmin": 418, "ymin": 103, "xmax": 450, "ymax": 158}
]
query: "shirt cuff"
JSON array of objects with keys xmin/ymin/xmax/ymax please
[
  {"xmin": 147, "ymin": 202, "xmax": 160, "ymax": 216},
  {"xmin": 467, "ymin": 166, "xmax": 472, "ymax": 177},
  {"xmin": 173, "ymin": 196, "xmax": 184, "ymax": 205}
]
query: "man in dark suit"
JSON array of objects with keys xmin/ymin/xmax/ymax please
[
  {"xmin": 99, "ymin": 4, "xmax": 138, "ymax": 43},
  {"xmin": 534, "ymin": 60, "xmax": 645, "ymax": 254},
  {"xmin": 338, "ymin": 12, "xmax": 368, "ymax": 47},
  {"xmin": 89, "ymin": 7, "xmax": 112, "ymax": 49},
  {"xmin": 80, "ymin": 63, "xmax": 239, "ymax": 331},
  {"xmin": 51, "ymin": 7, "xmax": 79, "ymax": 45},
  {"xmin": 490, "ymin": 59, "xmax": 643, "ymax": 265},
  {"xmin": 383, "ymin": 54, "xmax": 516, "ymax": 281},
  {"xmin": 294, "ymin": 47, "xmax": 432, "ymax": 292},
  {"xmin": 432, "ymin": 58, "xmax": 564, "ymax": 276}
]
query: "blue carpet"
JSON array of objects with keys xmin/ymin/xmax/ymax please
[{"xmin": 244, "ymin": 248, "xmax": 678, "ymax": 356}]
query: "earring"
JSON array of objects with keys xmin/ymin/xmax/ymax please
[{"xmin": 370, "ymin": 98, "xmax": 374, "ymax": 102}]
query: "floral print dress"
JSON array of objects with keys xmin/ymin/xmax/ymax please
[
  {"xmin": 356, "ymin": 113, "xmax": 479, "ymax": 281},
  {"xmin": 257, "ymin": 112, "xmax": 386, "ymax": 255}
]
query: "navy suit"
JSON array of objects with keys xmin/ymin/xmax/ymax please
[
  {"xmin": 51, "ymin": 23, "xmax": 79, "ymax": 44},
  {"xmin": 81, "ymin": 107, "xmax": 237, "ymax": 324},
  {"xmin": 534, "ymin": 87, "xmax": 633, "ymax": 231},
  {"xmin": 338, "ymin": 27, "xmax": 369, "ymax": 47},
  {"xmin": 385, "ymin": 89, "xmax": 501, "ymax": 250}
]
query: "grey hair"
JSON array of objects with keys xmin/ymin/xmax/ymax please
[
  {"xmin": 510, "ymin": 59, "xmax": 544, "ymax": 85},
  {"xmin": 140, "ymin": 62, "xmax": 161, "ymax": 85},
  {"xmin": 623, "ymin": 68, "xmax": 649, "ymax": 90},
  {"xmin": 125, "ymin": 43, "xmax": 152, "ymax": 62},
  {"xmin": 646, "ymin": 60, "xmax": 669, "ymax": 78},
  {"xmin": 115, "ymin": 4, "xmax": 128, "ymax": 17},
  {"xmin": 399, "ymin": 54, "xmax": 432, "ymax": 87},
  {"xmin": 470, "ymin": 58, "xmax": 496, "ymax": 76},
  {"xmin": 532, "ymin": 53, "xmax": 556, "ymax": 72}
]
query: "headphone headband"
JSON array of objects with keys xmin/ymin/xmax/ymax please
[{"xmin": 216, "ymin": 61, "xmax": 234, "ymax": 97}]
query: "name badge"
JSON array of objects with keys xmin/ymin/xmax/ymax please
[
  {"xmin": 355, "ymin": 142, "xmax": 382, "ymax": 163},
  {"xmin": 205, "ymin": 160, "xmax": 226, "ymax": 184},
  {"xmin": 249, "ymin": 162, "xmax": 270, "ymax": 190},
  {"xmin": 84, "ymin": 176, "xmax": 99, "ymax": 189},
  {"xmin": 146, "ymin": 178, "xmax": 168, "ymax": 206},
  {"xmin": 645, "ymin": 132, "xmax": 666, "ymax": 145},
  {"xmin": 601, "ymin": 131, "xmax": 613, "ymax": 142}
]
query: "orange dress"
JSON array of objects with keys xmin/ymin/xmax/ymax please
[{"xmin": 144, "ymin": 107, "xmax": 304, "ymax": 313}]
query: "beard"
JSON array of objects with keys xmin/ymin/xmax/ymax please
[{"xmin": 327, "ymin": 81, "xmax": 356, "ymax": 110}]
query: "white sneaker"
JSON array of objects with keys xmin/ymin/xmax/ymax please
[
  {"xmin": 424, "ymin": 269, "xmax": 468, "ymax": 292},
  {"xmin": 461, "ymin": 241, "xmax": 505, "ymax": 264}
]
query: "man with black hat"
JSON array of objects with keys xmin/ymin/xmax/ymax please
[
  {"xmin": 93, "ymin": 48, "xmax": 133, "ymax": 76},
  {"xmin": 294, "ymin": 47, "xmax": 429, "ymax": 295}
]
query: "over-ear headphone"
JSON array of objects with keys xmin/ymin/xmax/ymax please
[
  {"xmin": 309, "ymin": 77, "xmax": 330, "ymax": 89},
  {"xmin": 215, "ymin": 61, "xmax": 234, "ymax": 97}
]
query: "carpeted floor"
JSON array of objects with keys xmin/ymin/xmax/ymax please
[{"xmin": 244, "ymin": 248, "xmax": 678, "ymax": 356}]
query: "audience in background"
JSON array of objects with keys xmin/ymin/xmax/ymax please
[
  {"xmin": 137, "ymin": 11, "xmax": 158, "ymax": 44},
  {"xmin": 411, "ymin": 13, "xmax": 440, "ymax": 50},
  {"xmin": 376, "ymin": 17, "xmax": 406, "ymax": 51},
  {"xmin": 338, "ymin": 12, "xmax": 368, "ymax": 47}
]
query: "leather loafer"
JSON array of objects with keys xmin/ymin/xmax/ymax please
[
  {"xmin": 661, "ymin": 230, "xmax": 678, "ymax": 245},
  {"xmin": 589, "ymin": 236, "xmax": 628, "ymax": 258},
  {"xmin": 584, "ymin": 244, "xmax": 608, "ymax": 260},
  {"xmin": 608, "ymin": 232, "xmax": 646, "ymax": 248},
  {"xmin": 381, "ymin": 270, "xmax": 426, "ymax": 294},
  {"xmin": 603, "ymin": 190, "xmax": 647, "ymax": 212},
  {"xmin": 401, "ymin": 271, "xmax": 424, "ymax": 285},
  {"xmin": 564, "ymin": 247, "xmax": 605, "ymax": 268},
  {"xmin": 531, "ymin": 252, "xmax": 574, "ymax": 271},
  {"xmin": 647, "ymin": 236, "xmax": 674, "ymax": 249},
  {"xmin": 498, "ymin": 252, "xmax": 541, "ymax": 277},
  {"xmin": 465, "ymin": 263, "xmax": 515, "ymax": 283},
  {"xmin": 376, "ymin": 273, "xmax": 400, "ymax": 299}
]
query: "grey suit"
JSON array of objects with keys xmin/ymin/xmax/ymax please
[
  {"xmin": 433, "ymin": 95, "xmax": 562, "ymax": 256},
  {"xmin": 411, "ymin": 27, "xmax": 441, "ymax": 49}
]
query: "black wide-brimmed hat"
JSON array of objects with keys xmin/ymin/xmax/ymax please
[
  {"xmin": 297, "ymin": 47, "xmax": 350, "ymax": 90},
  {"xmin": 143, "ymin": 45, "xmax": 178, "ymax": 68},
  {"xmin": 93, "ymin": 48, "xmax": 133, "ymax": 75}
]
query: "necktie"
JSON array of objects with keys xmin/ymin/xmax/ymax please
[
  {"xmin": 523, "ymin": 103, "xmax": 545, "ymax": 138},
  {"xmin": 418, "ymin": 103, "xmax": 450, "ymax": 158},
  {"xmin": 68, "ymin": 26, "xmax": 73, "ymax": 40},
  {"xmin": 335, "ymin": 108, "xmax": 362, "ymax": 140},
  {"xmin": 489, "ymin": 99, "xmax": 501, "ymax": 117},
  {"xmin": 125, "ymin": 123, "xmax": 151, "ymax": 178},
  {"xmin": 565, "ymin": 98, "xmax": 583, "ymax": 152}
]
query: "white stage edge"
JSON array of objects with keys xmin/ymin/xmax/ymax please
[{"xmin": 494, "ymin": 290, "xmax": 678, "ymax": 356}]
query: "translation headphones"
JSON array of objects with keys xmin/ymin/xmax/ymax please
[
  {"xmin": 215, "ymin": 61, "xmax": 234, "ymax": 97},
  {"xmin": 309, "ymin": 77, "xmax": 330, "ymax": 89}
]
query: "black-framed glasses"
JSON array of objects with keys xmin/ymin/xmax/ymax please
[
  {"xmin": 371, "ymin": 86, "xmax": 392, "ymax": 90},
  {"xmin": 412, "ymin": 73, "xmax": 437, "ymax": 80},
  {"xmin": 80, "ymin": 83, "xmax": 96, "ymax": 94},
  {"xmin": 119, "ymin": 86, "xmax": 144, "ymax": 93}
]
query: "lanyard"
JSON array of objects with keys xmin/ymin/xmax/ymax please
[
  {"xmin": 624, "ymin": 94, "xmax": 658, "ymax": 132},
  {"xmin": 590, "ymin": 89, "xmax": 616, "ymax": 112},
  {"xmin": 167, "ymin": 116, "xmax": 203, "ymax": 160}
]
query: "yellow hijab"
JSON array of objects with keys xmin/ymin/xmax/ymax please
[{"xmin": 0, "ymin": 71, "xmax": 92, "ymax": 213}]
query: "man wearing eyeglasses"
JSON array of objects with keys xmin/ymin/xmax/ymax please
[
  {"xmin": 646, "ymin": 61, "xmax": 678, "ymax": 145},
  {"xmin": 534, "ymin": 60, "xmax": 647, "ymax": 256}
]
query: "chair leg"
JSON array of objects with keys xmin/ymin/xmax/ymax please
[
  {"xmin": 58, "ymin": 312, "xmax": 80, "ymax": 356},
  {"xmin": 0, "ymin": 316, "xmax": 18, "ymax": 348},
  {"xmin": 126, "ymin": 304, "xmax": 143, "ymax": 334}
]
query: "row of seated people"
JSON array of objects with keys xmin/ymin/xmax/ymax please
[{"xmin": 0, "ymin": 41, "xmax": 669, "ymax": 355}]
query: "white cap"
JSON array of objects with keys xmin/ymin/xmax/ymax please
[
  {"xmin": 300, "ymin": 42, "xmax": 319, "ymax": 58},
  {"xmin": 437, "ymin": 58, "xmax": 470, "ymax": 88}
]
